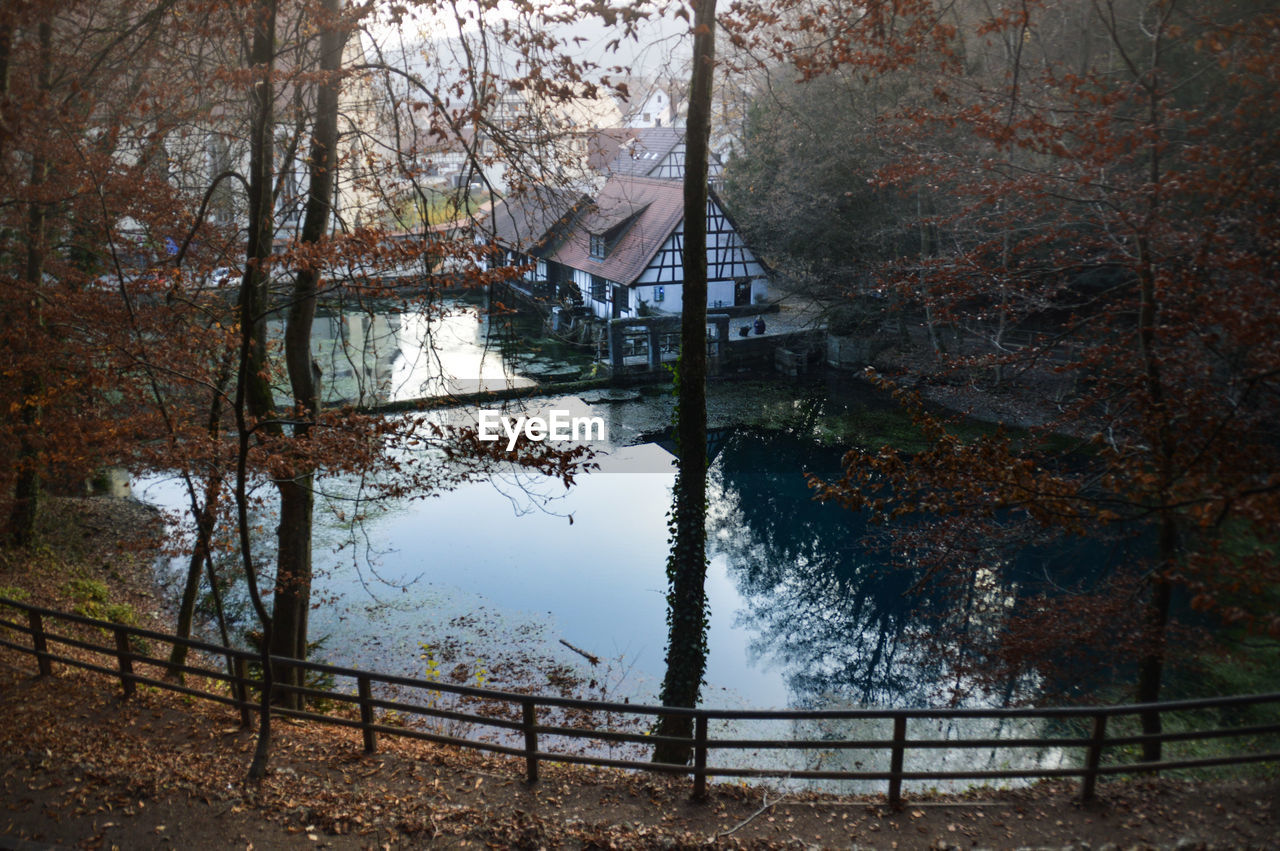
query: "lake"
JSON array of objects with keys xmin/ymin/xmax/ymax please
[{"xmin": 141, "ymin": 299, "xmax": 1116, "ymax": 789}]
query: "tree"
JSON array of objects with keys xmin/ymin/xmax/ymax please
[
  {"xmin": 2, "ymin": 0, "xmax": 614, "ymax": 780},
  {"xmin": 721, "ymin": 69, "xmax": 914, "ymax": 307},
  {"xmin": 652, "ymin": 0, "xmax": 717, "ymax": 769},
  {"xmin": 0, "ymin": 0, "xmax": 223, "ymax": 550},
  {"xmin": 218, "ymin": 0, "xmax": 612, "ymax": 775},
  {"xmin": 732, "ymin": 0, "xmax": 1280, "ymax": 757}
]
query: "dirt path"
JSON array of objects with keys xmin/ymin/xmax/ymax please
[{"xmin": 2, "ymin": 666, "xmax": 1277, "ymax": 850}]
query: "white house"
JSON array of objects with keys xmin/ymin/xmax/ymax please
[
  {"xmin": 485, "ymin": 176, "xmax": 769, "ymax": 319},
  {"xmin": 623, "ymin": 87, "xmax": 674, "ymax": 129}
]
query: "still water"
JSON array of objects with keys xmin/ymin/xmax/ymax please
[
  {"xmin": 144, "ymin": 300, "xmax": 1109, "ymax": 788},
  {"xmin": 293, "ymin": 297, "xmax": 591, "ymax": 405}
]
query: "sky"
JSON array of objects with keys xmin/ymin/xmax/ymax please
[{"xmin": 366, "ymin": 1, "xmax": 694, "ymax": 82}]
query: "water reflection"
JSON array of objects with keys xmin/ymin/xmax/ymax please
[
  {"xmin": 282, "ymin": 300, "xmax": 537, "ymax": 405},
  {"xmin": 700, "ymin": 427, "xmax": 1084, "ymax": 789},
  {"xmin": 146, "ymin": 384, "xmax": 1102, "ymax": 789},
  {"xmin": 708, "ymin": 429, "xmax": 955, "ymax": 708}
]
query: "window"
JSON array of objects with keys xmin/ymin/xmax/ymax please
[
  {"xmin": 590, "ymin": 275, "xmax": 607, "ymax": 302},
  {"xmin": 589, "ymin": 233, "xmax": 607, "ymax": 259},
  {"xmin": 653, "ymin": 285, "xmax": 665, "ymax": 303}
]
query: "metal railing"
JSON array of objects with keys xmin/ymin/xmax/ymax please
[{"xmin": 3, "ymin": 597, "xmax": 1278, "ymax": 806}]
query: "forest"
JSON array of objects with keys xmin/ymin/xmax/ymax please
[
  {"xmin": 1, "ymin": 0, "xmax": 1277, "ymax": 782},
  {"xmin": 721, "ymin": 0, "xmax": 1280, "ymax": 757}
]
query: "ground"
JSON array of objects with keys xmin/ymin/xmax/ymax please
[
  {"xmin": 1, "ymin": 496, "xmax": 1277, "ymax": 850},
  {"xmin": 3, "ymin": 670, "xmax": 1278, "ymax": 850}
]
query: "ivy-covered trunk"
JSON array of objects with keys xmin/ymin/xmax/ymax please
[{"xmin": 654, "ymin": 0, "xmax": 716, "ymax": 767}]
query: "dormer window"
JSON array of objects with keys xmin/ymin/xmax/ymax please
[{"xmin": 585, "ymin": 200, "xmax": 650, "ymax": 262}]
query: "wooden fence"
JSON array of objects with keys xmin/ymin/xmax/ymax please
[{"xmin": 2, "ymin": 598, "xmax": 1278, "ymax": 806}]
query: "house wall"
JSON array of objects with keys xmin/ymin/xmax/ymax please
[
  {"xmin": 633, "ymin": 279, "xmax": 766, "ymax": 316},
  {"xmin": 625, "ymin": 89, "xmax": 672, "ymax": 129},
  {"xmin": 631, "ymin": 197, "xmax": 768, "ymax": 316},
  {"xmin": 493, "ymin": 198, "xmax": 768, "ymax": 320},
  {"xmin": 571, "ymin": 268, "xmax": 624, "ymax": 319},
  {"xmin": 648, "ymin": 148, "xmax": 723, "ymax": 181}
]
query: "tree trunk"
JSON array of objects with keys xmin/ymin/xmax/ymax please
[
  {"xmin": 1136, "ymin": 571, "xmax": 1172, "ymax": 761},
  {"xmin": 0, "ymin": 14, "xmax": 14, "ymax": 156},
  {"xmin": 267, "ymin": 0, "xmax": 345, "ymax": 711},
  {"xmin": 238, "ymin": 0, "xmax": 279, "ymax": 781},
  {"xmin": 1134, "ymin": 231, "xmax": 1175, "ymax": 763},
  {"xmin": 270, "ymin": 473, "xmax": 314, "ymax": 707},
  {"xmin": 169, "ymin": 350, "xmax": 234, "ymax": 674},
  {"xmin": 1132, "ymin": 22, "xmax": 1174, "ymax": 757},
  {"xmin": 654, "ymin": 0, "xmax": 716, "ymax": 767},
  {"xmin": 7, "ymin": 20, "xmax": 52, "ymax": 548},
  {"xmin": 169, "ymin": 473, "xmax": 223, "ymax": 677}
]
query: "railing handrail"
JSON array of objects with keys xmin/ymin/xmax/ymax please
[
  {"xmin": 4, "ymin": 596, "xmax": 1278, "ymax": 807},
  {"xmin": 4, "ymin": 598, "xmax": 1276, "ymax": 720}
]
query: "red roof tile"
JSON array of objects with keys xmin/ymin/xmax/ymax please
[{"xmin": 549, "ymin": 177, "xmax": 685, "ymax": 285}]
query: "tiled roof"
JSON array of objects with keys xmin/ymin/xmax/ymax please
[
  {"xmin": 483, "ymin": 186, "xmax": 588, "ymax": 253},
  {"xmin": 580, "ymin": 196, "xmax": 650, "ymax": 235},
  {"xmin": 603, "ymin": 127, "xmax": 684, "ymax": 178},
  {"xmin": 549, "ymin": 177, "xmax": 685, "ymax": 285},
  {"xmin": 584, "ymin": 128, "xmax": 634, "ymax": 172}
]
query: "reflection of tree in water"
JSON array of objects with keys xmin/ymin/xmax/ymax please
[
  {"xmin": 709, "ymin": 427, "xmax": 950, "ymax": 708},
  {"xmin": 710, "ymin": 424, "xmax": 1135, "ymax": 710}
]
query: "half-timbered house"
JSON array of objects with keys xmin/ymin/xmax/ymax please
[
  {"xmin": 484, "ymin": 175, "xmax": 769, "ymax": 319},
  {"xmin": 483, "ymin": 186, "xmax": 590, "ymax": 300},
  {"xmin": 596, "ymin": 127, "xmax": 724, "ymax": 184}
]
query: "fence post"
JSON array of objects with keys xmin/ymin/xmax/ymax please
[
  {"xmin": 888, "ymin": 716, "xmax": 907, "ymax": 809},
  {"xmin": 1079, "ymin": 713, "xmax": 1108, "ymax": 802},
  {"xmin": 692, "ymin": 714, "xmax": 709, "ymax": 802},
  {"xmin": 522, "ymin": 699, "xmax": 539, "ymax": 784},
  {"xmin": 113, "ymin": 627, "xmax": 135, "ymax": 699},
  {"xmin": 28, "ymin": 610, "xmax": 52, "ymax": 677},
  {"xmin": 357, "ymin": 674, "xmax": 377, "ymax": 754},
  {"xmin": 229, "ymin": 654, "xmax": 252, "ymax": 729}
]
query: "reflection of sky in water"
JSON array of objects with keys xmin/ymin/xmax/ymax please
[
  {"xmin": 299, "ymin": 444, "xmax": 1069, "ymax": 790},
  {"xmin": 141, "ymin": 429, "xmax": 1060, "ymax": 712},
  {"xmin": 139, "ymin": 443, "xmax": 790, "ymax": 708},
  {"xmin": 304, "ymin": 441, "xmax": 792, "ymax": 710},
  {"xmin": 139, "ymin": 377, "xmax": 1085, "ymax": 788}
]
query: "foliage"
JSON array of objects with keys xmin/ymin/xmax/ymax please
[
  {"xmin": 726, "ymin": 0, "xmax": 1280, "ymax": 731},
  {"xmin": 0, "ymin": 585, "xmax": 30, "ymax": 604},
  {"xmin": 64, "ymin": 578, "xmax": 110, "ymax": 609},
  {"xmin": 1, "ymin": 0, "xmax": 627, "ymax": 778},
  {"xmin": 62, "ymin": 576, "xmax": 148, "ymax": 653},
  {"xmin": 721, "ymin": 71, "xmax": 915, "ymax": 303},
  {"xmin": 65, "ymin": 577, "xmax": 135, "ymax": 624}
]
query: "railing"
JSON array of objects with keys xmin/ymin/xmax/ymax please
[{"xmin": 3, "ymin": 598, "xmax": 1278, "ymax": 806}]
